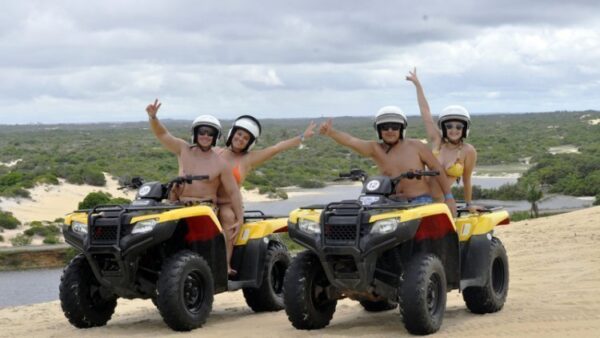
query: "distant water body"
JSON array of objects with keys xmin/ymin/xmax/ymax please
[{"xmin": 0, "ymin": 176, "xmax": 592, "ymax": 308}]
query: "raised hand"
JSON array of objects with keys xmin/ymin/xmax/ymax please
[
  {"xmin": 303, "ymin": 121, "xmax": 317, "ymax": 140},
  {"xmin": 405, "ymin": 67, "xmax": 419, "ymax": 84},
  {"xmin": 146, "ymin": 99, "xmax": 162, "ymax": 119},
  {"xmin": 319, "ymin": 118, "xmax": 333, "ymax": 136}
]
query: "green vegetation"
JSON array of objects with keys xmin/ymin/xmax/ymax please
[
  {"xmin": 0, "ymin": 210, "xmax": 21, "ymax": 230},
  {"xmin": 0, "ymin": 235, "xmax": 4, "ymax": 242},
  {"xmin": 10, "ymin": 234, "xmax": 32, "ymax": 246},
  {"xmin": 77, "ymin": 191, "xmax": 131, "ymax": 209},
  {"xmin": 24, "ymin": 224, "xmax": 60, "ymax": 237},
  {"xmin": 0, "ymin": 111, "xmax": 599, "ymax": 200}
]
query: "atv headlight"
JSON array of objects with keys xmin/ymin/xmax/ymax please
[
  {"xmin": 298, "ymin": 218, "xmax": 321, "ymax": 235},
  {"xmin": 371, "ymin": 218, "xmax": 400, "ymax": 235},
  {"xmin": 72, "ymin": 221, "xmax": 88, "ymax": 235},
  {"xmin": 132, "ymin": 218, "xmax": 159, "ymax": 234}
]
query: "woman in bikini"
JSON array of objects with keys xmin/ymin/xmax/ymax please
[
  {"xmin": 216, "ymin": 115, "xmax": 316, "ymax": 274},
  {"xmin": 406, "ymin": 68, "xmax": 480, "ymax": 213}
]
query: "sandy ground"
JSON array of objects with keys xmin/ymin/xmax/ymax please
[{"xmin": 0, "ymin": 206, "xmax": 599, "ymax": 337}]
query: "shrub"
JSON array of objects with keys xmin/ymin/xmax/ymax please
[
  {"xmin": 595, "ymin": 193, "xmax": 600, "ymax": 206},
  {"xmin": 0, "ymin": 235, "xmax": 4, "ymax": 242},
  {"xmin": 43, "ymin": 235, "xmax": 60, "ymax": 245},
  {"xmin": 30, "ymin": 220, "xmax": 43, "ymax": 227},
  {"xmin": 11, "ymin": 234, "xmax": 32, "ymax": 246},
  {"xmin": 78, "ymin": 191, "xmax": 112, "ymax": 209},
  {"xmin": 109, "ymin": 197, "xmax": 131, "ymax": 205},
  {"xmin": 298, "ymin": 180, "xmax": 325, "ymax": 189},
  {"xmin": 0, "ymin": 210, "xmax": 21, "ymax": 230},
  {"xmin": 54, "ymin": 217, "xmax": 65, "ymax": 223},
  {"xmin": 25, "ymin": 225, "xmax": 60, "ymax": 237}
]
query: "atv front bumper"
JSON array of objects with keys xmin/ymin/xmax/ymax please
[
  {"xmin": 288, "ymin": 218, "xmax": 420, "ymax": 292},
  {"xmin": 63, "ymin": 220, "xmax": 178, "ymax": 294}
]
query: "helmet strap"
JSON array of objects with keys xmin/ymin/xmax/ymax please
[{"xmin": 384, "ymin": 140, "xmax": 399, "ymax": 153}]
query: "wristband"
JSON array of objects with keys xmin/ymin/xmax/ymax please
[{"xmin": 444, "ymin": 193, "xmax": 454, "ymax": 200}]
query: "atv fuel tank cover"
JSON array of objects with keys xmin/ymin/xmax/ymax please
[{"xmin": 366, "ymin": 180, "xmax": 381, "ymax": 191}]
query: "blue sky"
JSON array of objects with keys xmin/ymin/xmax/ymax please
[{"xmin": 1, "ymin": 0, "xmax": 600, "ymax": 124}]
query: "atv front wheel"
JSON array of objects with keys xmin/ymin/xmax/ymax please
[
  {"xmin": 399, "ymin": 253, "xmax": 447, "ymax": 335},
  {"xmin": 360, "ymin": 299, "xmax": 398, "ymax": 312},
  {"xmin": 243, "ymin": 241, "xmax": 291, "ymax": 312},
  {"xmin": 156, "ymin": 251, "xmax": 214, "ymax": 331},
  {"xmin": 283, "ymin": 250, "xmax": 337, "ymax": 330},
  {"xmin": 463, "ymin": 237, "xmax": 509, "ymax": 313},
  {"xmin": 59, "ymin": 254, "xmax": 117, "ymax": 328}
]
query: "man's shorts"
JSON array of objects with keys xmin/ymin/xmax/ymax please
[{"xmin": 407, "ymin": 194, "xmax": 434, "ymax": 204}]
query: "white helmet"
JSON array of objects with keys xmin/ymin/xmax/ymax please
[
  {"xmin": 437, "ymin": 105, "xmax": 470, "ymax": 138},
  {"xmin": 373, "ymin": 106, "xmax": 408, "ymax": 140},
  {"xmin": 226, "ymin": 115, "xmax": 262, "ymax": 152},
  {"xmin": 191, "ymin": 114, "xmax": 222, "ymax": 146}
]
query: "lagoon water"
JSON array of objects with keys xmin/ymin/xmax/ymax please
[{"xmin": 0, "ymin": 175, "xmax": 593, "ymax": 308}]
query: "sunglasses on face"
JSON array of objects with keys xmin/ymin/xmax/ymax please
[
  {"xmin": 444, "ymin": 122, "xmax": 464, "ymax": 131},
  {"xmin": 197, "ymin": 126, "xmax": 216, "ymax": 137},
  {"xmin": 379, "ymin": 123, "xmax": 402, "ymax": 131}
]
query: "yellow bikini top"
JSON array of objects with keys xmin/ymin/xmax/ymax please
[{"xmin": 433, "ymin": 146, "xmax": 464, "ymax": 179}]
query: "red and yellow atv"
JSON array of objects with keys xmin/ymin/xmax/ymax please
[
  {"xmin": 283, "ymin": 170, "xmax": 509, "ymax": 335},
  {"xmin": 60, "ymin": 175, "xmax": 290, "ymax": 331}
]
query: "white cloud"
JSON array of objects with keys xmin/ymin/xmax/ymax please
[{"xmin": 1, "ymin": 1, "xmax": 600, "ymax": 123}]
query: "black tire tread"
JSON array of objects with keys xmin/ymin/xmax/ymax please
[
  {"xmin": 243, "ymin": 241, "xmax": 291, "ymax": 312},
  {"xmin": 463, "ymin": 237, "xmax": 509, "ymax": 314},
  {"xmin": 59, "ymin": 254, "xmax": 117, "ymax": 328},
  {"xmin": 283, "ymin": 250, "xmax": 337, "ymax": 330},
  {"xmin": 157, "ymin": 250, "xmax": 214, "ymax": 331},
  {"xmin": 399, "ymin": 253, "xmax": 447, "ymax": 335}
]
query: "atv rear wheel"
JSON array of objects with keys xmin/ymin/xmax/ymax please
[
  {"xmin": 284, "ymin": 250, "xmax": 337, "ymax": 330},
  {"xmin": 59, "ymin": 254, "xmax": 117, "ymax": 328},
  {"xmin": 463, "ymin": 237, "xmax": 509, "ymax": 314},
  {"xmin": 360, "ymin": 299, "xmax": 398, "ymax": 312},
  {"xmin": 243, "ymin": 241, "xmax": 291, "ymax": 312},
  {"xmin": 156, "ymin": 251, "xmax": 214, "ymax": 331},
  {"xmin": 399, "ymin": 253, "xmax": 447, "ymax": 335}
]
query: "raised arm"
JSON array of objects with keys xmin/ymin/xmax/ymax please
[
  {"xmin": 406, "ymin": 68, "xmax": 441, "ymax": 147},
  {"xmin": 146, "ymin": 99, "xmax": 187, "ymax": 155},
  {"xmin": 417, "ymin": 141, "xmax": 457, "ymax": 215},
  {"xmin": 246, "ymin": 121, "xmax": 316, "ymax": 169},
  {"xmin": 319, "ymin": 119, "xmax": 376, "ymax": 157}
]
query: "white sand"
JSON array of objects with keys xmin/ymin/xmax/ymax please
[{"xmin": 0, "ymin": 206, "xmax": 599, "ymax": 337}]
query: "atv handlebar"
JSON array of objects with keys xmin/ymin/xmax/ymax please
[{"xmin": 336, "ymin": 169, "xmax": 368, "ymax": 182}]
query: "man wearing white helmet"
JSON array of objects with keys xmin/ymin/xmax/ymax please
[
  {"xmin": 319, "ymin": 107, "xmax": 457, "ymax": 214},
  {"xmin": 145, "ymin": 99, "xmax": 244, "ymax": 237},
  {"xmin": 216, "ymin": 115, "xmax": 316, "ymax": 275},
  {"xmin": 406, "ymin": 68, "xmax": 480, "ymax": 213}
]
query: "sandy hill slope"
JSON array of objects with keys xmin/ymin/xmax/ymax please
[{"xmin": 1, "ymin": 206, "xmax": 599, "ymax": 337}]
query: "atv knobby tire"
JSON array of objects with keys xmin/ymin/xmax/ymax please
[
  {"xmin": 284, "ymin": 250, "xmax": 337, "ymax": 330},
  {"xmin": 243, "ymin": 241, "xmax": 291, "ymax": 312},
  {"xmin": 156, "ymin": 251, "xmax": 214, "ymax": 331},
  {"xmin": 59, "ymin": 254, "xmax": 117, "ymax": 328},
  {"xmin": 463, "ymin": 237, "xmax": 509, "ymax": 314},
  {"xmin": 360, "ymin": 299, "xmax": 398, "ymax": 312},
  {"xmin": 399, "ymin": 253, "xmax": 447, "ymax": 335}
]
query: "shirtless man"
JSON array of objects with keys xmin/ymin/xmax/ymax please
[
  {"xmin": 319, "ymin": 106, "xmax": 457, "ymax": 214},
  {"xmin": 146, "ymin": 99, "xmax": 244, "ymax": 273}
]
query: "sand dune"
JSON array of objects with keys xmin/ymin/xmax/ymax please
[{"xmin": 1, "ymin": 206, "xmax": 599, "ymax": 337}]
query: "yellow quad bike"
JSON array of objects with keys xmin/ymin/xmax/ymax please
[
  {"xmin": 283, "ymin": 170, "xmax": 510, "ymax": 335},
  {"xmin": 59, "ymin": 175, "xmax": 290, "ymax": 332}
]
